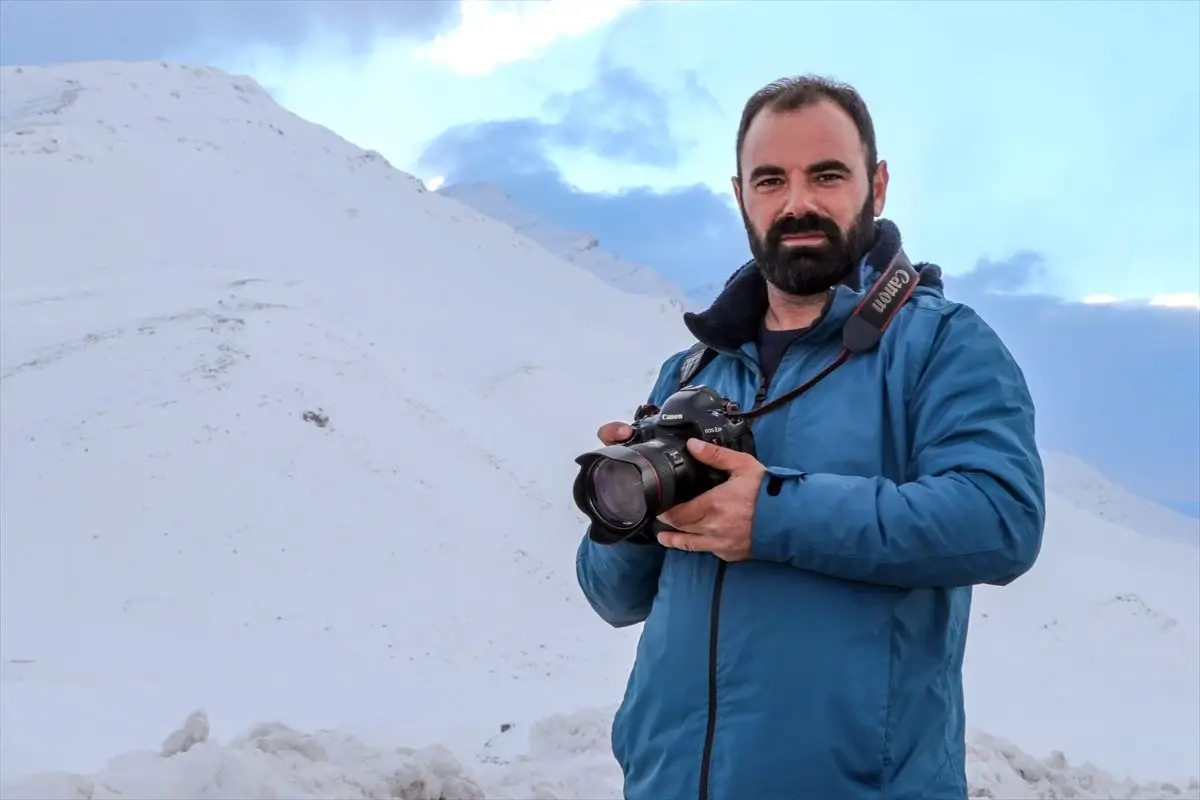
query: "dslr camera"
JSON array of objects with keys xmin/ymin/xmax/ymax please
[{"xmin": 572, "ymin": 385, "xmax": 756, "ymax": 545}]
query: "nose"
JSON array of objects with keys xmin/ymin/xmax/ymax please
[{"xmin": 782, "ymin": 174, "xmax": 819, "ymax": 217}]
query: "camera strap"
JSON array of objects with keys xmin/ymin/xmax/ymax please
[{"xmin": 678, "ymin": 247, "xmax": 922, "ymax": 421}]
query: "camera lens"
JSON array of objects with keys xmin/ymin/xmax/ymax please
[{"xmin": 588, "ymin": 459, "xmax": 647, "ymax": 527}]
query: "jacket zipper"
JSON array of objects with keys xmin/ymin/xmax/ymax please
[{"xmin": 696, "ymin": 369, "xmax": 769, "ymax": 800}]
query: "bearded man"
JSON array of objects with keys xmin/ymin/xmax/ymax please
[{"xmin": 575, "ymin": 74, "xmax": 1046, "ymax": 800}]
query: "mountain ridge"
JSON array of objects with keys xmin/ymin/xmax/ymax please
[{"xmin": 438, "ymin": 180, "xmax": 695, "ymax": 309}]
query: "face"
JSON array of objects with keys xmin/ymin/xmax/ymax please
[{"xmin": 732, "ymin": 99, "xmax": 888, "ymax": 297}]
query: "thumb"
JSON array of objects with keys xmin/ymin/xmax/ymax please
[{"xmin": 686, "ymin": 437, "xmax": 745, "ymax": 470}]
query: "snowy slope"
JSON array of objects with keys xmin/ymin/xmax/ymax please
[
  {"xmin": 967, "ymin": 492, "xmax": 1200, "ymax": 782},
  {"xmin": 0, "ymin": 58, "xmax": 684, "ymax": 787},
  {"xmin": 1042, "ymin": 450, "xmax": 1200, "ymax": 546},
  {"xmin": 1, "ymin": 60, "xmax": 1197, "ymax": 800},
  {"xmin": 438, "ymin": 181, "xmax": 693, "ymax": 308}
]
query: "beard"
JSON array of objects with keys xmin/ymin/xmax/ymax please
[{"xmin": 743, "ymin": 192, "xmax": 877, "ymax": 297}]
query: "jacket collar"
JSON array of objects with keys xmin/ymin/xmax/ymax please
[{"xmin": 682, "ymin": 218, "xmax": 942, "ymax": 352}]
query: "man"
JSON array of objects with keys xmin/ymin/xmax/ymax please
[{"xmin": 575, "ymin": 75, "xmax": 1046, "ymax": 800}]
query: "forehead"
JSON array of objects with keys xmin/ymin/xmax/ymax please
[{"xmin": 740, "ymin": 99, "xmax": 866, "ymax": 173}]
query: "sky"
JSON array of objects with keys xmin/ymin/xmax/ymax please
[{"xmin": 2, "ymin": 0, "xmax": 1198, "ymax": 506}]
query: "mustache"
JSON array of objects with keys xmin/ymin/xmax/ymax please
[{"xmin": 767, "ymin": 213, "xmax": 843, "ymax": 245}]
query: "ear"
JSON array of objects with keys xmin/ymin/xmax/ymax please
[
  {"xmin": 871, "ymin": 160, "xmax": 889, "ymax": 216},
  {"xmin": 730, "ymin": 175, "xmax": 743, "ymax": 210}
]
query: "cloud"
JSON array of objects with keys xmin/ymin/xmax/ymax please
[
  {"xmin": 954, "ymin": 251, "xmax": 1052, "ymax": 296},
  {"xmin": 0, "ymin": 0, "xmax": 458, "ymax": 67},
  {"xmin": 944, "ymin": 257, "xmax": 1200, "ymax": 504},
  {"xmin": 680, "ymin": 70, "xmax": 724, "ymax": 119},
  {"xmin": 414, "ymin": 0, "xmax": 639, "ymax": 77},
  {"xmin": 418, "ymin": 60, "xmax": 750, "ymax": 288},
  {"xmin": 542, "ymin": 57, "xmax": 681, "ymax": 167},
  {"xmin": 423, "ymin": 129, "xmax": 748, "ymax": 290},
  {"xmin": 421, "ymin": 57, "xmax": 693, "ymax": 175},
  {"xmin": 943, "ymin": 251, "xmax": 1200, "ymax": 500}
]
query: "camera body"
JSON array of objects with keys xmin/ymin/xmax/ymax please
[
  {"xmin": 572, "ymin": 385, "xmax": 757, "ymax": 545},
  {"xmin": 624, "ymin": 384, "xmax": 756, "ymax": 473}
]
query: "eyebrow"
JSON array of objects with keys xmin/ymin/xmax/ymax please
[
  {"xmin": 747, "ymin": 159, "xmax": 854, "ymax": 183},
  {"xmin": 806, "ymin": 159, "xmax": 853, "ymax": 176},
  {"xmin": 747, "ymin": 164, "xmax": 785, "ymax": 183}
]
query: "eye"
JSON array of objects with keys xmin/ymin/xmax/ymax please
[
  {"xmin": 754, "ymin": 177, "xmax": 783, "ymax": 189},
  {"xmin": 815, "ymin": 172, "xmax": 844, "ymax": 184}
]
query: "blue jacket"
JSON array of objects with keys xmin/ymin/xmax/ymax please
[{"xmin": 575, "ymin": 220, "xmax": 1046, "ymax": 800}]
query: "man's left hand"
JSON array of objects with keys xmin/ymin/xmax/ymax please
[{"xmin": 657, "ymin": 438, "xmax": 767, "ymax": 562}]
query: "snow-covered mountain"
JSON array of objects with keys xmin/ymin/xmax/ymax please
[
  {"xmin": 1, "ymin": 60, "xmax": 1197, "ymax": 800},
  {"xmin": 1042, "ymin": 450, "xmax": 1200, "ymax": 546},
  {"xmin": 437, "ymin": 181, "xmax": 693, "ymax": 309}
]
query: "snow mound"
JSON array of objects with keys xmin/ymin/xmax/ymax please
[
  {"xmin": 966, "ymin": 731, "xmax": 1200, "ymax": 800},
  {"xmin": 0, "ymin": 710, "xmax": 486, "ymax": 800},
  {"xmin": 4, "ymin": 709, "xmax": 1197, "ymax": 800}
]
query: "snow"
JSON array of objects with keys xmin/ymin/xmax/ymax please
[
  {"xmin": 1041, "ymin": 450, "xmax": 1200, "ymax": 546},
  {"xmin": 1, "ymin": 59, "xmax": 1197, "ymax": 800},
  {"xmin": 966, "ymin": 493, "xmax": 1200, "ymax": 781}
]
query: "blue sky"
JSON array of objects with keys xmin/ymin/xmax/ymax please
[{"xmin": 3, "ymin": 0, "xmax": 1198, "ymax": 509}]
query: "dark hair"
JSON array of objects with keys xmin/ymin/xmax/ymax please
[{"xmin": 735, "ymin": 74, "xmax": 877, "ymax": 180}]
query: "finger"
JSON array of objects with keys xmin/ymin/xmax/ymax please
[
  {"xmin": 686, "ymin": 438, "xmax": 753, "ymax": 472},
  {"xmin": 658, "ymin": 530, "xmax": 713, "ymax": 553},
  {"xmin": 659, "ymin": 495, "xmax": 708, "ymax": 530},
  {"xmin": 597, "ymin": 421, "xmax": 633, "ymax": 446}
]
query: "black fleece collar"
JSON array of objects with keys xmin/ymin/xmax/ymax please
[{"xmin": 682, "ymin": 218, "xmax": 941, "ymax": 352}]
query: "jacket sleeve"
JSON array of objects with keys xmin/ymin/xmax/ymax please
[
  {"xmin": 749, "ymin": 304, "xmax": 1046, "ymax": 590},
  {"xmin": 575, "ymin": 353, "xmax": 685, "ymax": 627}
]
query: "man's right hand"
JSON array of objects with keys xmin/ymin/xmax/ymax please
[{"xmin": 597, "ymin": 421, "xmax": 634, "ymax": 446}]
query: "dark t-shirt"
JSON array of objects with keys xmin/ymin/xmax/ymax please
[{"xmin": 756, "ymin": 320, "xmax": 809, "ymax": 388}]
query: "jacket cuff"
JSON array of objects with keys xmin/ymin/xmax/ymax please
[{"xmin": 750, "ymin": 466, "xmax": 807, "ymax": 562}]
